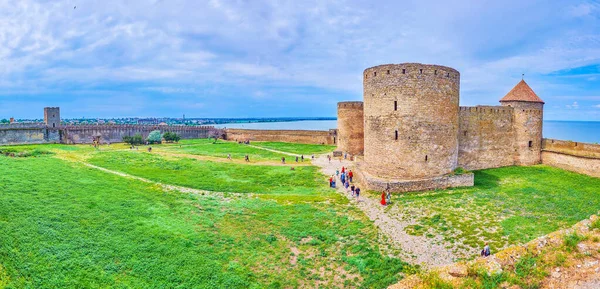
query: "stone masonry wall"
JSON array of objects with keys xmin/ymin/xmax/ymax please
[
  {"xmin": 0, "ymin": 125, "xmax": 48, "ymax": 145},
  {"xmin": 336, "ymin": 101, "xmax": 364, "ymax": 155},
  {"xmin": 62, "ymin": 125, "xmax": 214, "ymax": 144},
  {"xmin": 541, "ymin": 139, "xmax": 600, "ymax": 178},
  {"xmin": 0, "ymin": 124, "xmax": 215, "ymax": 145},
  {"xmin": 363, "ymin": 63, "xmax": 460, "ymax": 180},
  {"xmin": 457, "ymin": 106, "xmax": 516, "ymax": 170},
  {"xmin": 501, "ymin": 101, "xmax": 544, "ymax": 165},
  {"xmin": 224, "ymin": 128, "xmax": 336, "ymax": 145}
]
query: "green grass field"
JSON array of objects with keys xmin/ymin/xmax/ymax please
[
  {"xmin": 2, "ymin": 139, "xmax": 599, "ymax": 288},
  {"xmin": 251, "ymin": 141, "xmax": 336, "ymax": 155},
  {"xmin": 393, "ymin": 165, "xmax": 600, "ymax": 256},
  {"xmin": 0, "ymin": 141, "xmax": 412, "ymax": 288},
  {"xmin": 158, "ymin": 139, "xmax": 288, "ymax": 161}
]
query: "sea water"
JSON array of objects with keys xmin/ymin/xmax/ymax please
[{"xmin": 216, "ymin": 120, "xmax": 600, "ymax": 144}]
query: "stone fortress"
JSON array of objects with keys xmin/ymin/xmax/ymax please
[
  {"xmin": 336, "ymin": 63, "xmax": 547, "ymax": 192},
  {"xmin": 0, "ymin": 107, "xmax": 217, "ymax": 145}
]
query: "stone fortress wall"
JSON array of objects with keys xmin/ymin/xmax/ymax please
[
  {"xmin": 0, "ymin": 108, "xmax": 216, "ymax": 146},
  {"xmin": 338, "ymin": 62, "xmax": 555, "ymax": 192},
  {"xmin": 336, "ymin": 101, "xmax": 364, "ymax": 155},
  {"xmin": 541, "ymin": 139, "xmax": 600, "ymax": 178},
  {"xmin": 457, "ymin": 106, "xmax": 516, "ymax": 170}
]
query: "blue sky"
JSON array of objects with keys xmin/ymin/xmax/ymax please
[{"xmin": 0, "ymin": 0, "xmax": 599, "ymax": 120}]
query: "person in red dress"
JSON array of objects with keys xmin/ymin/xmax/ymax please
[{"xmin": 380, "ymin": 191, "xmax": 387, "ymax": 206}]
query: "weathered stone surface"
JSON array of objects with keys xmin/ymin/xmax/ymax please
[
  {"xmin": 336, "ymin": 101, "xmax": 364, "ymax": 156},
  {"xmin": 541, "ymin": 141, "xmax": 600, "ymax": 178},
  {"xmin": 363, "ymin": 63, "xmax": 461, "ymax": 180},
  {"xmin": 448, "ymin": 263, "xmax": 468, "ymax": 277}
]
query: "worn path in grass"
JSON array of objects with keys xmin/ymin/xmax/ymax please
[
  {"xmin": 59, "ymin": 154, "xmax": 243, "ymax": 200},
  {"xmin": 312, "ymin": 155, "xmax": 457, "ymax": 268},
  {"xmin": 154, "ymin": 150, "xmax": 312, "ymax": 167},
  {"xmin": 246, "ymin": 144, "xmax": 300, "ymax": 157}
]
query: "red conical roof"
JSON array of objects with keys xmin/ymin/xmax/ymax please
[{"xmin": 499, "ymin": 80, "xmax": 544, "ymax": 104}]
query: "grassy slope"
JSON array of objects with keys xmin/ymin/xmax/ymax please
[
  {"xmin": 251, "ymin": 142, "xmax": 336, "ymax": 155},
  {"xmin": 159, "ymin": 139, "xmax": 287, "ymax": 161},
  {"xmin": 0, "ymin": 151, "xmax": 411, "ymax": 288},
  {"xmin": 87, "ymin": 151, "xmax": 329, "ymax": 195},
  {"xmin": 395, "ymin": 165, "xmax": 600, "ymax": 255}
]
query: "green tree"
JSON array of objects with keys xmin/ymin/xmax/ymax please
[
  {"xmin": 122, "ymin": 134, "xmax": 144, "ymax": 146},
  {"xmin": 163, "ymin": 132, "xmax": 181, "ymax": 143},
  {"xmin": 147, "ymin": 130, "xmax": 162, "ymax": 144},
  {"xmin": 0, "ymin": 119, "xmax": 9, "ymax": 124}
]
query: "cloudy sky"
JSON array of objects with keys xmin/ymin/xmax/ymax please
[{"xmin": 0, "ymin": 0, "xmax": 599, "ymax": 120}]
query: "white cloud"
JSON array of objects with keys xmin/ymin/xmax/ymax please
[
  {"xmin": 0, "ymin": 0, "xmax": 599, "ymax": 119},
  {"xmin": 566, "ymin": 101, "xmax": 580, "ymax": 109}
]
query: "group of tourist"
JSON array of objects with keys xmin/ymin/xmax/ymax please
[
  {"xmin": 328, "ymin": 167, "xmax": 361, "ymax": 201},
  {"xmin": 281, "ymin": 155, "xmax": 306, "ymax": 164}
]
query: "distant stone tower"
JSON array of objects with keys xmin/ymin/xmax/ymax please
[
  {"xmin": 44, "ymin": 107, "xmax": 61, "ymax": 128},
  {"xmin": 336, "ymin": 101, "xmax": 364, "ymax": 156},
  {"xmin": 363, "ymin": 63, "xmax": 460, "ymax": 179},
  {"xmin": 500, "ymin": 80, "xmax": 544, "ymax": 165}
]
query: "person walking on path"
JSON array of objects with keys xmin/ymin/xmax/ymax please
[
  {"xmin": 344, "ymin": 179, "xmax": 350, "ymax": 190},
  {"xmin": 295, "ymin": 156, "xmax": 299, "ymax": 162},
  {"xmin": 355, "ymin": 187, "xmax": 360, "ymax": 202},
  {"xmin": 348, "ymin": 170, "xmax": 354, "ymax": 182},
  {"xmin": 312, "ymin": 154, "xmax": 315, "ymax": 160},
  {"xmin": 340, "ymin": 172, "xmax": 345, "ymax": 184},
  {"xmin": 329, "ymin": 176, "xmax": 333, "ymax": 187},
  {"xmin": 327, "ymin": 155, "xmax": 331, "ymax": 162},
  {"xmin": 227, "ymin": 154, "xmax": 231, "ymax": 160},
  {"xmin": 380, "ymin": 191, "xmax": 387, "ymax": 206},
  {"xmin": 341, "ymin": 167, "xmax": 345, "ymax": 174},
  {"xmin": 385, "ymin": 189, "xmax": 392, "ymax": 204},
  {"xmin": 245, "ymin": 155, "xmax": 249, "ymax": 162},
  {"xmin": 335, "ymin": 169, "xmax": 339, "ymax": 178},
  {"xmin": 350, "ymin": 185, "xmax": 355, "ymax": 197},
  {"xmin": 481, "ymin": 243, "xmax": 491, "ymax": 257},
  {"xmin": 282, "ymin": 157, "xmax": 286, "ymax": 164},
  {"xmin": 301, "ymin": 155, "xmax": 304, "ymax": 162}
]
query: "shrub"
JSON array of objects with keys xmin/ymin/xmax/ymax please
[
  {"xmin": 590, "ymin": 218, "xmax": 600, "ymax": 230},
  {"xmin": 122, "ymin": 134, "xmax": 144, "ymax": 146},
  {"xmin": 147, "ymin": 130, "xmax": 162, "ymax": 144},
  {"xmin": 163, "ymin": 132, "xmax": 181, "ymax": 143},
  {"xmin": 563, "ymin": 232, "xmax": 585, "ymax": 253}
]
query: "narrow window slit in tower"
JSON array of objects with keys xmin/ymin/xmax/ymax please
[
  {"xmin": 420, "ymin": 69, "xmax": 423, "ymax": 74},
  {"xmin": 446, "ymin": 73, "xmax": 450, "ymax": 77},
  {"xmin": 528, "ymin": 141, "xmax": 533, "ymax": 148},
  {"xmin": 434, "ymin": 70, "xmax": 437, "ymax": 75},
  {"xmin": 395, "ymin": 130, "xmax": 398, "ymax": 140},
  {"xmin": 387, "ymin": 70, "xmax": 390, "ymax": 74},
  {"xmin": 402, "ymin": 69, "xmax": 406, "ymax": 74},
  {"xmin": 464, "ymin": 131, "xmax": 467, "ymax": 136},
  {"xmin": 394, "ymin": 101, "xmax": 397, "ymax": 111},
  {"xmin": 425, "ymin": 155, "xmax": 428, "ymax": 161},
  {"xmin": 374, "ymin": 72, "xmax": 376, "ymax": 77}
]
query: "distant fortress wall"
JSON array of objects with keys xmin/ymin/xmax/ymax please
[
  {"xmin": 61, "ymin": 125, "xmax": 214, "ymax": 144},
  {"xmin": 541, "ymin": 139, "xmax": 600, "ymax": 178},
  {"xmin": 0, "ymin": 123, "xmax": 216, "ymax": 146},
  {"xmin": 224, "ymin": 128, "xmax": 337, "ymax": 145}
]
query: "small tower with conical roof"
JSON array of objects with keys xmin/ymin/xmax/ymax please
[{"xmin": 500, "ymin": 80, "xmax": 544, "ymax": 166}]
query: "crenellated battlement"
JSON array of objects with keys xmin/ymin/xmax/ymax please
[
  {"xmin": 337, "ymin": 101, "xmax": 364, "ymax": 108},
  {"xmin": 364, "ymin": 63, "xmax": 460, "ymax": 81}
]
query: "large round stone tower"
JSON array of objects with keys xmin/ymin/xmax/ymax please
[
  {"xmin": 363, "ymin": 63, "xmax": 460, "ymax": 180},
  {"xmin": 337, "ymin": 101, "xmax": 364, "ymax": 156}
]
